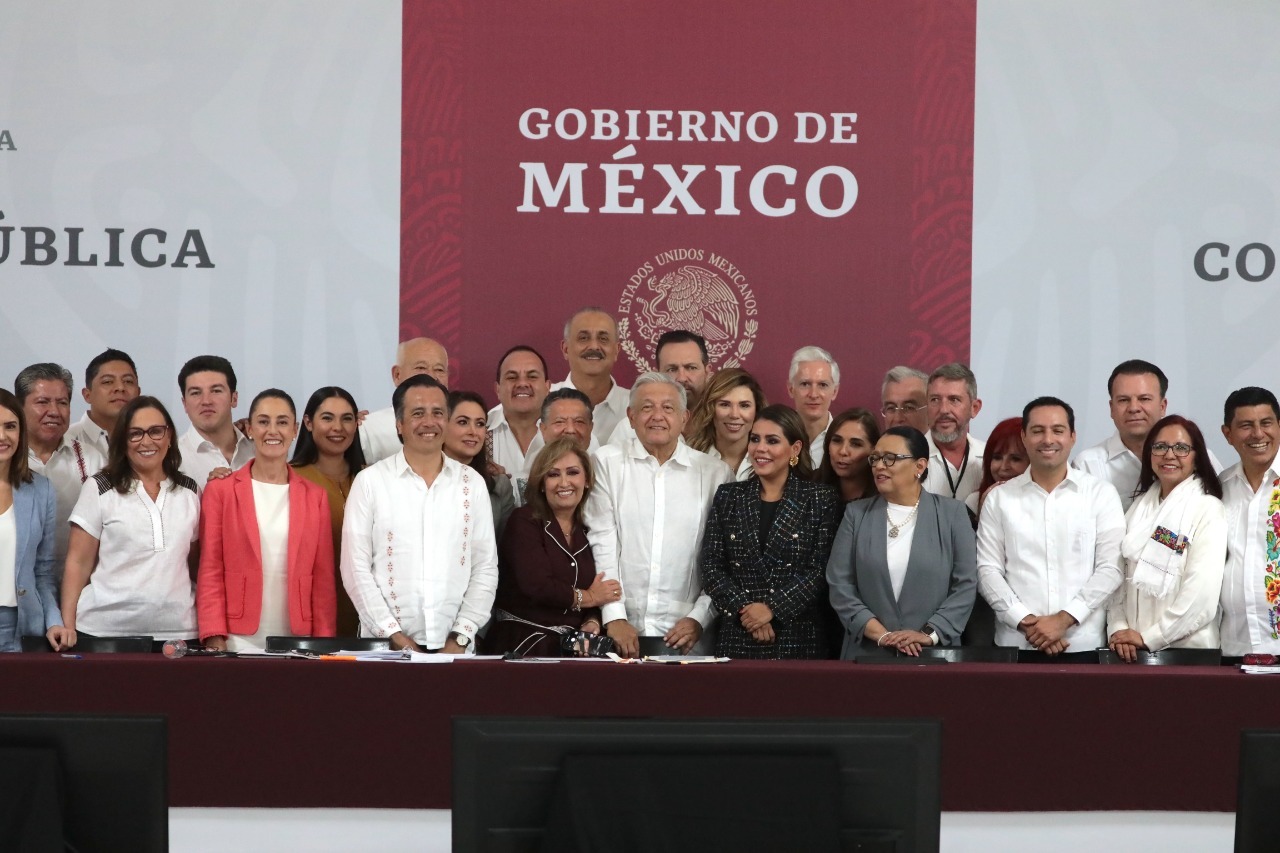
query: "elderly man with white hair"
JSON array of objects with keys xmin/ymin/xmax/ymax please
[
  {"xmin": 787, "ymin": 346, "xmax": 840, "ymax": 468},
  {"xmin": 583, "ymin": 372, "xmax": 731, "ymax": 657}
]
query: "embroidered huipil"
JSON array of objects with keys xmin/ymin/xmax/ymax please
[
  {"xmin": 1220, "ymin": 460, "xmax": 1280, "ymax": 656},
  {"xmin": 584, "ymin": 438, "xmax": 731, "ymax": 633},
  {"xmin": 340, "ymin": 452, "xmax": 497, "ymax": 648}
]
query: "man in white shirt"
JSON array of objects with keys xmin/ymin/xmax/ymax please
[
  {"xmin": 1218, "ymin": 386, "xmax": 1280, "ymax": 657},
  {"xmin": 176, "ymin": 355, "xmax": 254, "ymax": 486},
  {"xmin": 1073, "ymin": 359, "xmax": 1221, "ymax": 510},
  {"xmin": 360, "ymin": 337, "xmax": 451, "ymax": 464},
  {"xmin": 486, "ymin": 345, "xmax": 551, "ymax": 478},
  {"xmin": 14, "ymin": 363, "xmax": 105, "ymax": 586},
  {"xmin": 551, "ymin": 307, "xmax": 630, "ymax": 444},
  {"xmin": 923, "ymin": 362, "xmax": 985, "ymax": 505},
  {"xmin": 341, "ymin": 374, "xmax": 498, "ymax": 653},
  {"xmin": 584, "ymin": 373, "xmax": 731, "ymax": 657},
  {"xmin": 64, "ymin": 348, "xmax": 140, "ymax": 458},
  {"xmin": 607, "ymin": 329, "xmax": 711, "ymax": 446},
  {"xmin": 880, "ymin": 365, "xmax": 929, "ymax": 432},
  {"xmin": 787, "ymin": 345, "xmax": 839, "ymax": 468},
  {"xmin": 977, "ymin": 396, "xmax": 1125, "ymax": 655}
]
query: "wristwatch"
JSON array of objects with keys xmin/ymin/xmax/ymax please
[
  {"xmin": 923, "ymin": 625, "xmax": 940, "ymax": 646},
  {"xmin": 449, "ymin": 632, "xmax": 471, "ymax": 649}
]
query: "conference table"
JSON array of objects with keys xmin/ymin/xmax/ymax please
[{"xmin": 0, "ymin": 655, "xmax": 1272, "ymax": 812}]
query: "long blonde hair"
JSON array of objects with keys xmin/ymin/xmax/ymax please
[{"xmin": 687, "ymin": 369, "xmax": 767, "ymax": 453}]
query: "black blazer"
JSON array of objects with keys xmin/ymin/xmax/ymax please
[{"xmin": 699, "ymin": 476, "xmax": 841, "ymax": 658}]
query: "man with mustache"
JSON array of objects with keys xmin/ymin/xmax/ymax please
[
  {"xmin": 1218, "ymin": 386, "xmax": 1280, "ymax": 658},
  {"xmin": 584, "ymin": 373, "xmax": 730, "ymax": 657},
  {"xmin": 64, "ymin": 348, "xmax": 140, "ymax": 458},
  {"xmin": 976, "ymin": 397, "xmax": 1125, "ymax": 658},
  {"xmin": 15, "ymin": 363, "xmax": 105, "ymax": 587},
  {"xmin": 922, "ymin": 363, "xmax": 985, "ymax": 505},
  {"xmin": 1072, "ymin": 359, "xmax": 1221, "ymax": 511},
  {"xmin": 551, "ymin": 307, "xmax": 630, "ymax": 444},
  {"xmin": 177, "ymin": 355, "xmax": 254, "ymax": 486},
  {"xmin": 361, "ymin": 337, "xmax": 450, "ymax": 464},
  {"xmin": 607, "ymin": 330, "xmax": 711, "ymax": 446}
]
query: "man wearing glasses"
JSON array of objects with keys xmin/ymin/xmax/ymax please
[
  {"xmin": 976, "ymin": 397, "xmax": 1124, "ymax": 658},
  {"xmin": 879, "ymin": 365, "xmax": 929, "ymax": 433},
  {"xmin": 1073, "ymin": 359, "xmax": 1221, "ymax": 511}
]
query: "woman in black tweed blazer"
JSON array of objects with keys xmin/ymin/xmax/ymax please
[{"xmin": 699, "ymin": 405, "xmax": 841, "ymax": 659}]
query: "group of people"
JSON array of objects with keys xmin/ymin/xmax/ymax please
[{"xmin": 1, "ymin": 308, "xmax": 1275, "ymax": 666}]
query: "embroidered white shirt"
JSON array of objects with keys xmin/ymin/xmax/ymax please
[
  {"xmin": 27, "ymin": 438, "xmax": 105, "ymax": 580},
  {"xmin": 340, "ymin": 451, "xmax": 498, "ymax": 648},
  {"xmin": 584, "ymin": 438, "xmax": 731, "ymax": 633},
  {"xmin": 1073, "ymin": 431, "xmax": 1225, "ymax": 511},
  {"xmin": 976, "ymin": 467, "xmax": 1125, "ymax": 650},
  {"xmin": 178, "ymin": 426, "xmax": 254, "ymax": 489},
  {"xmin": 64, "ymin": 413, "xmax": 111, "ymax": 459},
  {"xmin": 923, "ymin": 432, "xmax": 986, "ymax": 506},
  {"xmin": 550, "ymin": 376, "xmax": 631, "ymax": 447},
  {"xmin": 68, "ymin": 474, "xmax": 200, "ymax": 639},
  {"xmin": 1220, "ymin": 460, "xmax": 1280, "ymax": 656}
]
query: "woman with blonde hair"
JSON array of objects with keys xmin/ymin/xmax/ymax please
[{"xmin": 686, "ymin": 368, "xmax": 766, "ymax": 480}]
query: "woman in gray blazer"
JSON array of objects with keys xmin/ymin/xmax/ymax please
[
  {"xmin": 0, "ymin": 389, "xmax": 61, "ymax": 652},
  {"xmin": 826, "ymin": 426, "xmax": 977, "ymax": 658}
]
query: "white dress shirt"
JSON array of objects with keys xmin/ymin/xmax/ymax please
[
  {"xmin": 64, "ymin": 413, "xmax": 112, "ymax": 459},
  {"xmin": 178, "ymin": 426, "xmax": 254, "ymax": 488},
  {"xmin": 976, "ymin": 467, "xmax": 1125, "ymax": 650},
  {"xmin": 68, "ymin": 474, "xmax": 200, "ymax": 639},
  {"xmin": 706, "ymin": 445, "xmax": 752, "ymax": 481},
  {"xmin": 550, "ymin": 376, "xmax": 630, "ymax": 446},
  {"xmin": 804, "ymin": 412, "xmax": 834, "ymax": 469},
  {"xmin": 1073, "ymin": 432, "xmax": 1225, "ymax": 511},
  {"xmin": 1220, "ymin": 459, "xmax": 1280, "ymax": 656},
  {"xmin": 28, "ymin": 438, "xmax": 105, "ymax": 581},
  {"xmin": 358, "ymin": 406, "xmax": 402, "ymax": 465},
  {"xmin": 923, "ymin": 432, "xmax": 986, "ymax": 505},
  {"xmin": 486, "ymin": 405, "xmax": 539, "ymax": 478},
  {"xmin": 0, "ymin": 506, "xmax": 16, "ymax": 608},
  {"xmin": 584, "ymin": 438, "xmax": 731, "ymax": 633},
  {"xmin": 340, "ymin": 451, "xmax": 498, "ymax": 648}
]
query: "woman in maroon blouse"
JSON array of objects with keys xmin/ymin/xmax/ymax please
[{"xmin": 484, "ymin": 437, "xmax": 621, "ymax": 656}]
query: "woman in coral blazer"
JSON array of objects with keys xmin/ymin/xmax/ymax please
[{"xmin": 197, "ymin": 390, "xmax": 336, "ymax": 650}]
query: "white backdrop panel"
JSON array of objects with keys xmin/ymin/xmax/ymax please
[
  {"xmin": 974, "ymin": 0, "xmax": 1280, "ymax": 459},
  {"xmin": 0, "ymin": 0, "xmax": 400, "ymax": 418}
]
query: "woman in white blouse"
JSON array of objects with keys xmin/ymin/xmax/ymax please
[
  {"xmin": 1107, "ymin": 415, "xmax": 1226, "ymax": 662},
  {"xmin": 687, "ymin": 368, "xmax": 766, "ymax": 481},
  {"xmin": 49, "ymin": 397, "xmax": 200, "ymax": 650}
]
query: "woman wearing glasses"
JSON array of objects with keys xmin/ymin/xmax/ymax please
[
  {"xmin": 825, "ymin": 425, "xmax": 978, "ymax": 657},
  {"xmin": 1107, "ymin": 415, "xmax": 1226, "ymax": 662},
  {"xmin": 197, "ymin": 390, "xmax": 337, "ymax": 652},
  {"xmin": 49, "ymin": 397, "xmax": 201, "ymax": 650}
]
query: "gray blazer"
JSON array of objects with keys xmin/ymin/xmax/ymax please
[{"xmin": 825, "ymin": 490, "xmax": 976, "ymax": 658}]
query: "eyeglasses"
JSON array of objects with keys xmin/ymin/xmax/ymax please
[
  {"xmin": 1151, "ymin": 441, "xmax": 1193, "ymax": 458},
  {"xmin": 881, "ymin": 403, "xmax": 921, "ymax": 416},
  {"xmin": 127, "ymin": 425, "xmax": 169, "ymax": 443},
  {"xmin": 867, "ymin": 452, "xmax": 915, "ymax": 468}
]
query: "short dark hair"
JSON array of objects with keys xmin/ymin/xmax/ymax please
[
  {"xmin": 1223, "ymin": 386, "xmax": 1280, "ymax": 426},
  {"xmin": 540, "ymin": 387, "xmax": 593, "ymax": 423},
  {"xmin": 494, "ymin": 345, "xmax": 548, "ymax": 382},
  {"xmin": 655, "ymin": 330, "xmax": 709, "ymax": 365},
  {"xmin": 249, "ymin": 388, "xmax": 296, "ymax": 418},
  {"xmin": 178, "ymin": 355, "xmax": 237, "ymax": 394},
  {"xmin": 881, "ymin": 425, "xmax": 930, "ymax": 482},
  {"xmin": 1107, "ymin": 359, "xmax": 1168, "ymax": 398},
  {"xmin": 14, "ymin": 363, "xmax": 73, "ymax": 404},
  {"xmin": 392, "ymin": 373, "xmax": 448, "ymax": 424},
  {"xmin": 85, "ymin": 348, "xmax": 138, "ymax": 388},
  {"xmin": 1022, "ymin": 396, "xmax": 1075, "ymax": 432}
]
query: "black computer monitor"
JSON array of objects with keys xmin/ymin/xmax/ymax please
[
  {"xmin": 1237, "ymin": 729, "xmax": 1280, "ymax": 853},
  {"xmin": 0, "ymin": 714, "xmax": 167, "ymax": 853},
  {"xmin": 453, "ymin": 716, "xmax": 941, "ymax": 853}
]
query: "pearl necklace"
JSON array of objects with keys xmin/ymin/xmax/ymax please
[{"xmin": 886, "ymin": 498, "xmax": 920, "ymax": 539}]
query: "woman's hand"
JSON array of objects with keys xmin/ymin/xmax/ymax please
[
  {"xmin": 583, "ymin": 573, "xmax": 621, "ymax": 608},
  {"xmin": 580, "ymin": 619, "xmax": 601, "ymax": 636},
  {"xmin": 750, "ymin": 623, "xmax": 776, "ymax": 645},
  {"xmin": 1108, "ymin": 629, "xmax": 1147, "ymax": 663},
  {"xmin": 47, "ymin": 625, "xmax": 76, "ymax": 651},
  {"xmin": 739, "ymin": 602, "xmax": 773, "ymax": 631},
  {"xmin": 881, "ymin": 630, "xmax": 932, "ymax": 657}
]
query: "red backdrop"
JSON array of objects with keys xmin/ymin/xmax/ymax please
[{"xmin": 401, "ymin": 0, "xmax": 974, "ymax": 409}]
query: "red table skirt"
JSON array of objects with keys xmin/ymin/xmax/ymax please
[{"xmin": 0, "ymin": 656, "xmax": 1270, "ymax": 811}]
